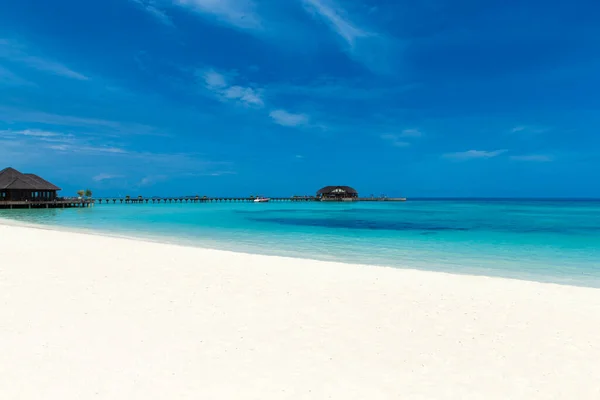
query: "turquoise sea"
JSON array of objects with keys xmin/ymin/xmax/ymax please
[{"xmin": 2, "ymin": 200, "xmax": 600, "ymax": 287}]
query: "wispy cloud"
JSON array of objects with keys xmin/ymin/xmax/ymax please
[
  {"xmin": 443, "ymin": 149, "xmax": 508, "ymax": 161},
  {"xmin": 2, "ymin": 128, "xmax": 234, "ymax": 179},
  {"xmin": 0, "ymin": 39, "xmax": 88, "ymax": 80},
  {"xmin": 399, "ymin": 129, "xmax": 423, "ymax": 138},
  {"xmin": 1, "ymin": 129, "xmax": 77, "ymax": 147},
  {"xmin": 11, "ymin": 129, "xmax": 63, "ymax": 138},
  {"xmin": 302, "ymin": 0, "xmax": 367, "ymax": 47},
  {"xmin": 380, "ymin": 129, "xmax": 422, "ymax": 147},
  {"xmin": 509, "ymin": 125, "xmax": 550, "ymax": 135},
  {"xmin": 131, "ymin": 0, "xmax": 174, "ymax": 26},
  {"xmin": 510, "ymin": 154, "xmax": 554, "ymax": 162},
  {"xmin": 93, "ymin": 173, "xmax": 125, "ymax": 182},
  {"xmin": 0, "ymin": 107, "xmax": 162, "ymax": 136},
  {"xmin": 0, "ymin": 65, "xmax": 34, "ymax": 86},
  {"xmin": 48, "ymin": 144, "xmax": 128, "ymax": 154},
  {"xmin": 203, "ymin": 69, "xmax": 228, "ymax": 89},
  {"xmin": 200, "ymin": 67, "xmax": 320, "ymax": 129},
  {"xmin": 380, "ymin": 134, "xmax": 410, "ymax": 147},
  {"xmin": 205, "ymin": 171, "xmax": 237, "ymax": 177},
  {"xmin": 201, "ymin": 69, "xmax": 264, "ymax": 107},
  {"xmin": 138, "ymin": 174, "xmax": 168, "ymax": 187},
  {"xmin": 174, "ymin": 0, "xmax": 261, "ymax": 30},
  {"xmin": 2, "ymin": 128, "xmax": 128, "ymax": 155},
  {"xmin": 223, "ymin": 85, "xmax": 264, "ymax": 107},
  {"xmin": 269, "ymin": 109, "xmax": 309, "ymax": 127},
  {"xmin": 301, "ymin": 0, "xmax": 391, "ymax": 72}
]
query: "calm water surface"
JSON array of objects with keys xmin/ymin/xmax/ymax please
[{"xmin": 2, "ymin": 200, "xmax": 599, "ymax": 287}]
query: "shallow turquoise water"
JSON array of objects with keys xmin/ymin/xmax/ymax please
[{"xmin": 2, "ymin": 200, "xmax": 600, "ymax": 287}]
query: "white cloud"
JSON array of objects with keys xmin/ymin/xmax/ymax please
[
  {"xmin": 47, "ymin": 144, "xmax": 70, "ymax": 152},
  {"xmin": 200, "ymin": 68, "xmax": 264, "ymax": 107},
  {"xmin": 269, "ymin": 110, "xmax": 309, "ymax": 127},
  {"xmin": 206, "ymin": 171, "xmax": 237, "ymax": 176},
  {"xmin": 139, "ymin": 174, "xmax": 168, "ymax": 187},
  {"xmin": 381, "ymin": 129, "xmax": 422, "ymax": 147},
  {"xmin": 203, "ymin": 69, "xmax": 228, "ymax": 89},
  {"xmin": 174, "ymin": 0, "xmax": 261, "ymax": 30},
  {"xmin": 6, "ymin": 130, "xmax": 130, "ymax": 155},
  {"xmin": 199, "ymin": 68, "xmax": 322, "ymax": 128},
  {"xmin": 443, "ymin": 149, "xmax": 508, "ymax": 161},
  {"xmin": 302, "ymin": 0, "xmax": 368, "ymax": 47},
  {"xmin": 18, "ymin": 56, "xmax": 88, "ymax": 81},
  {"xmin": 48, "ymin": 144, "xmax": 128, "ymax": 154},
  {"xmin": 509, "ymin": 125, "xmax": 550, "ymax": 135},
  {"xmin": 301, "ymin": 0, "xmax": 392, "ymax": 73},
  {"xmin": 0, "ymin": 65, "xmax": 34, "ymax": 86},
  {"xmin": 0, "ymin": 107, "xmax": 162, "ymax": 136},
  {"xmin": 400, "ymin": 128, "xmax": 422, "ymax": 138},
  {"xmin": 93, "ymin": 173, "xmax": 125, "ymax": 182},
  {"xmin": 510, "ymin": 154, "xmax": 554, "ymax": 162},
  {"xmin": 12, "ymin": 129, "xmax": 62, "ymax": 138},
  {"xmin": 1, "ymin": 126, "xmax": 233, "ymax": 178},
  {"xmin": 380, "ymin": 134, "xmax": 410, "ymax": 147},
  {"xmin": 131, "ymin": 0, "xmax": 174, "ymax": 26},
  {"xmin": 0, "ymin": 39, "xmax": 88, "ymax": 81},
  {"xmin": 223, "ymin": 85, "xmax": 264, "ymax": 107},
  {"xmin": 0, "ymin": 129, "xmax": 77, "ymax": 147}
]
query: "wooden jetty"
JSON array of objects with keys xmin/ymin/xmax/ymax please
[
  {"xmin": 91, "ymin": 186, "xmax": 406, "ymax": 205},
  {"xmin": 93, "ymin": 197, "xmax": 317, "ymax": 204},
  {"xmin": 91, "ymin": 196, "xmax": 407, "ymax": 204},
  {"xmin": 0, "ymin": 168, "xmax": 407, "ymax": 209},
  {"xmin": 1, "ymin": 196, "xmax": 407, "ymax": 208},
  {"xmin": 0, "ymin": 199, "xmax": 92, "ymax": 209}
]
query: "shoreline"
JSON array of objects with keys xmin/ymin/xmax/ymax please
[
  {"xmin": 1, "ymin": 222, "xmax": 600, "ymax": 398},
  {"xmin": 0, "ymin": 216, "xmax": 597, "ymax": 289}
]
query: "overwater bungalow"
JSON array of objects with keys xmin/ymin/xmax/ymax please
[
  {"xmin": 316, "ymin": 186, "xmax": 359, "ymax": 201},
  {"xmin": 0, "ymin": 167, "xmax": 61, "ymax": 202}
]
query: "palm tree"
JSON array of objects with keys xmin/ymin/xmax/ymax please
[
  {"xmin": 77, "ymin": 190, "xmax": 85, "ymax": 198},
  {"xmin": 84, "ymin": 189, "xmax": 93, "ymax": 198}
]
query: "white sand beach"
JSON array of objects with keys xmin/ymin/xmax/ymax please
[{"xmin": 1, "ymin": 222, "xmax": 599, "ymax": 399}]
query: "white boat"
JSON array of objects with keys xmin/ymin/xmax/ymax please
[{"xmin": 254, "ymin": 197, "xmax": 270, "ymax": 203}]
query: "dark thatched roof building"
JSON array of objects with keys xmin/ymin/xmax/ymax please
[
  {"xmin": 316, "ymin": 186, "xmax": 358, "ymax": 200},
  {"xmin": 0, "ymin": 167, "xmax": 61, "ymax": 201}
]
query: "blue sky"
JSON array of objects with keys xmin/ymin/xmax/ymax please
[{"xmin": 1, "ymin": 0, "xmax": 599, "ymax": 197}]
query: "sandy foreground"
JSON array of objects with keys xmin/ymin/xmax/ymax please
[{"xmin": 1, "ymin": 223, "xmax": 599, "ymax": 399}]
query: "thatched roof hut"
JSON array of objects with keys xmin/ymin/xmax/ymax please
[
  {"xmin": 0, "ymin": 167, "xmax": 61, "ymax": 201},
  {"xmin": 316, "ymin": 186, "xmax": 358, "ymax": 200}
]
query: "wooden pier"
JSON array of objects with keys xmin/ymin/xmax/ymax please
[
  {"xmin": 0, "ymin": 199, "xmax": 93, "ymax": 209},
  {"xmin": 91, "ymin": 196, "xmax": 407, "ymax": 205},
  {"xmin": 1, "ymin": 196, "xmax": 407, "ymax": 209},
  {"xmin": 93, "ymin": 197, "xmax": 317, "ymax": 204}
]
